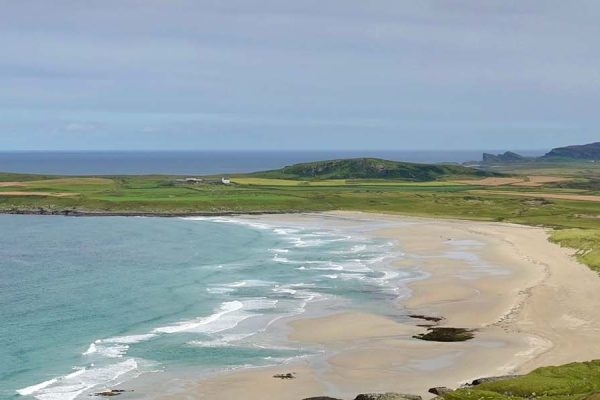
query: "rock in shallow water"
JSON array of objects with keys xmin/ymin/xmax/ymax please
[
  {"xmin": 92, "ymin": 389, "xmax": 132, "ymax": 397},
  {"xmin": 354, "ymin": 393, "xmax": 422, "ymax": 400},
  {"xmin": 413, "ymin": 327, "xmax": 474, "ymax": 342},
  {"xmin": 302, "ymin": 397, "xmax": 343, "ymax": 400},
  {"xmin": 273, "ymin": 372, "xmax": 296, "ymax": 379}
]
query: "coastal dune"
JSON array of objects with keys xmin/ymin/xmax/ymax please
[{"xmin": 160, "ymin": 212, "xmax": 600, "ymax": 400}]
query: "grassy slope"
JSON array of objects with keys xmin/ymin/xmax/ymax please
[
  {"xmin": 443, "ymin": 360, "xmax": 600, "ymax": 400},
  {"xmin": 550, "ymin": 229, "xmax": 600, "ymax": 272}
]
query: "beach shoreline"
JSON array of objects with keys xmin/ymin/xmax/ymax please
[{"xmin": 149, "ymin": 211, "xmax": 600, "ymax": 400}]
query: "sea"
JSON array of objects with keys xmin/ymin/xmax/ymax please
[
  {"xmin": 0, "ymin": 150, "xmax": 545, "ymax": 175},
  {"xmin": 0, "ymin": 214, "xmax": 424, "ymax": 399}
]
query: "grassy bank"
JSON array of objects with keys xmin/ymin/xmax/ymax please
[
  {"xmin": 550, "ymin": 229, "xmax": 600, "ymax": 273},
  {"xmin": 443, "ymin": 360, "xmax": 600, "ymax": 400}
]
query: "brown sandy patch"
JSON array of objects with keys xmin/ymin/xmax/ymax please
[
  {"xmin": 26, "ymin": 178, "xmax": 114, "ymax": 185},
  {"xmin": 455, "ymin": 177, "xmax": 524, "ymax": 186},
  {"xmin": 0, "ymin": 182, "xmax": 26, "ymax": 187},
  {"xmin": 456, "ymin": 176, "xmax": 572, "ymax": 187},
  {"xmin": 0, "ymin": 191, "xmax": 78, "ymax": 197},
  {"xmin": 512, "ymin": 176, "xmax": 571, "ymax": 187},
  {"xmin": 473, "ymin": 190, "xmax": 600, "ymax": 202}
]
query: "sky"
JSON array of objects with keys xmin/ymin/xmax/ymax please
[{"xmin": 0, "ymin": 0, "xmax": 598, "ymax": 151}]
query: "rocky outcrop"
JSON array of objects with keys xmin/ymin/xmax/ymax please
[
  {"xmin": 354, "ymin": 393, "xmax": 422, "ymax": 400},
  {"xmin": 470, "ymin": 375, "xmax": 518, "ymax": 385},
  {"xmin": 428, "ymin": 387, "xmax": 453, "ymax": 395}
]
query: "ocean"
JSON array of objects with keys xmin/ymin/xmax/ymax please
[
  {"xmin": 0, "ymin": 150, "xmax": 544, "ymax": 175},
  {"xmin": 0, "ymin": 214, "xmax": 421, "ymax": 400}
]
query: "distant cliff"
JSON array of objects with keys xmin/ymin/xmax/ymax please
[
  {"xmin": 481, "ymin": 142, "xmax": 600, "ymax": 164},
  {"xmin": 482, "ymin": 151, "xmax": 527, "ymax": 163},
  {"xmin": 542, "ymin": 142, "xmax": 600, "ymax": 160}
]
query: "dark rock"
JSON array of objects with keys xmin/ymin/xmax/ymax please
[
  {"xmin": 354, "ymin": 393, "xmax": 422, "ymax": 400},
  {"xmin": 408, "ymin": 314, "xmax": 444, "ymax": 323},
  {"xmin": 303, "ymin": 397, "xmax": 343, "ymax": 400},
  {"xmin": 428, "ymin": 387, "xmax": 453, "ymax": 395},
  {"xmin": 470, "ymin": 375, "xmax": 517, "ymax": 385},
  {"xmin": 413, "ymin": 327, "xmax": 474, "ymax": 342},
  {"xmin": 92, "ymin": 389, "xmax": 131, "ymax": 397},
  {"xmin": 273, "ymin": 372, "xmax": 296, "ymax": 379}
]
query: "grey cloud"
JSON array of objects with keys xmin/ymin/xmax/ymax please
[{"xmin": 0, "ymin": 0, "xmax": 598, "ymax": 150}]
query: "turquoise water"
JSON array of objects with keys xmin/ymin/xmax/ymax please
[{"xmin": 0, "ymin": 215, "xmax": 416, "ymax": 399}]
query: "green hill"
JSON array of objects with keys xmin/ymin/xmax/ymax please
[{"xmin": 253, "ymin": 157, "xmax": 499, "ymax": 181}]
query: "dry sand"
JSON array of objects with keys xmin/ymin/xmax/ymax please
[{"xmin": 159, "ymin": 212, "xmax": 600, "ymax": 400}]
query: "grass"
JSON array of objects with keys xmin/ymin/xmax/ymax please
[
  {"xmin": 550, "ymin": 229, "xmax": 600, "ymax": 273},
  {"xmin": 443, "ymin": 360, "xmax": 600, "ymax": 400}
]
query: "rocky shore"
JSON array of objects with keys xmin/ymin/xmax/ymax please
[{"xmin": 0, "ymin": 207, "xmax": 302, "ymax": 217}]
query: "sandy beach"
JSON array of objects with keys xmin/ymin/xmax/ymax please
[{"xmin": 159, "ymin": 211, "xmax": 600, "ymax": 400}]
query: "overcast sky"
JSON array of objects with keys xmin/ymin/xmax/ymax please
[{"xmin": 1, "ymin": 0, "xmax": 598, "ymax": 151}]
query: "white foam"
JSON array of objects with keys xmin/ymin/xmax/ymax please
[
  {"xmin": 83, "ymin": 333, "xmax": 157, "ymax": 358},
  {"xmin": 17, "ymin": 360, "xmax": 138, "ymax": 400},
  {"xmin": 188, "ymin": 333, "xmax": 255, "ymax": 348},
  {"xmin": 153, "ymin": 301, "xmax": 244, "ymax": 334},
  {"xmin": 207, "ymin": 287, "xmax": 235, "ymax": 294},
  {"xmin": 100, "ymin": 334, "xmax": 157, "ymax": 344},
  {"xmin": 273, "ymin": 228, "xmax": 299, "ymax": 235},
  {"xmin": 332, "ymin": 244, "xmax": 367, "ymax": 254},
  {"xmin": 272, "ymin": 286, "xmax": 297, "ymax": 295},
  {"xmin": 83, "ymin": 343, "xmax": 97, "ymax": 355},
  {"xmin": 273, "ymin": 254, "xmax": 291, "ymax": 263},
  {"xmin": 308, "ymin": 262, "xmax": 344, "ymax": 271},
  {"xmin": 92, "ymin": 344, "xmax": 129, "ymax": 358},
  {"xmin": 17, "ymin": 378, "xmax": 59, "ymax": 396},
  {"xmin": 223, "ymin": 280, "xmax": 273, "ymax": 288},
  {"xmin": 185, "ymin": 217, "xmax": 272, "ymax": 231},
  {"xmin": 242, "ymin": 298, "xmax": 278, "ymax": 310}
]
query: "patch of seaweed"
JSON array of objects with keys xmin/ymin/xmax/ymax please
[{"xmin": 413, "ymin": 327, "xmax": 474, "ymax": 342}]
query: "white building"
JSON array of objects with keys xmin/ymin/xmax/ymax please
[{"xmin": 221, "ymin": 177, "xmax": 231, "ymax": 184}]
